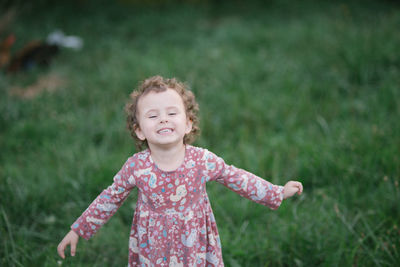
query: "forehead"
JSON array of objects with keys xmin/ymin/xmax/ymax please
[{"xmin": 137, "ymin": 88, "xmax": 185, "ymax": 112}]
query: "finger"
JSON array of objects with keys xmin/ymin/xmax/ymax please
[
  {"xmin": 297, "ymin": 182, "xmax": 303, "ymax": 194},
  {"xmin": 57, "ymin": 243, "xmax": 66, "ymax": 259},
  {"xmin": 71, "ymin": 241, "xmax": 76, "ymax": 256}
]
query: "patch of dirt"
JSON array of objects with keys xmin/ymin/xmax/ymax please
[{"xmin": 9, "ymin": 73, "xmax": 65, "ymax": 99}]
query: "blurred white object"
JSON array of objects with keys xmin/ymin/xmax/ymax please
[{"xmin": 47, "ymin": 30, "xmax": 83, "ymax": 50}]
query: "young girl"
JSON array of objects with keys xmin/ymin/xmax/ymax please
[{"xmin": 57, "ymin": 76, "xmax": 303, "ymax": 266}]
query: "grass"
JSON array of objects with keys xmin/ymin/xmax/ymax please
[{"xmin": 1, "ymin": 0, "xmax": 399, "ymax": 266}]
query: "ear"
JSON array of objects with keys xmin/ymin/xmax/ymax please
[
  {"xmin": 134, "ymin": 125, "xmax": 146, "ymax": 141},
  {"xmin": 185, "ymin": 119, "xmax": 193, "ymax": 134}
]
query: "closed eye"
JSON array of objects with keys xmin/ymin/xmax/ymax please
[
  {"xmin": 148, "ymin": 115, "xmax": 157, "ymax": 119},
  {"xmin": 169, "ymin": 113, "xmax": 177, "ymax": 116}
]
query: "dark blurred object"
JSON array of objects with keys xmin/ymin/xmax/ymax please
[
  {"xmin": 0, "ymin": 34, "xmax": 15, "ymax": 69},
  {"xmin": 0, "ymin": 7, "xmax": 60, "ymax": 73},
  {"xmin": 2, "ymin": 29, "xmax": 83, "ymax": 73},
  {"xmin": 7, "ymin": 40, "xmax": 59, "ymax": 73},
  {"xmin": 0, "ymin": 8, "xmax": 16, "ymax": 69}
]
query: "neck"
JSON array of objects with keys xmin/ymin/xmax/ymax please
[{"xmin": 148, "ymin": 143, "xmax": 186, "ymax": 172}]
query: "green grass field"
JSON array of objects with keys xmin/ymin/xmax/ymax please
[{"xmin": 1, "ymin": 0, "xmax": 399, "ymax": 266}]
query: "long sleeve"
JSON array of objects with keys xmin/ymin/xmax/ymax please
[
  {"xmin": 205, "ymin": 150, "xmax": 284, "ymax": 210},
  {"xmin": 71, "ymin": 156, "xmax": 137, "ymax": 240}
]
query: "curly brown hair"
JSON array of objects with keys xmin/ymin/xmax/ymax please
[{"xmin": 125, "ymin": 75, "xmax": 200, "ymax": 150}]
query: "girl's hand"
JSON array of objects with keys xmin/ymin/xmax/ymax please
[
  {"xmin": 57, "ymin": 230, "xmax": 79, "ymax": 259},
  {"xmin": 283, "ymin": 181, "xmax": 303, "ymax": 199}
]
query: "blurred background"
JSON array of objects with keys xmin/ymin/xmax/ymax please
[{"xmin": 1, "ymin": 0, "xmax": 399, "ymax": 266}]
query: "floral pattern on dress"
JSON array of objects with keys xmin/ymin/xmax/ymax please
[{"xmin": 71, "ymin": 145, "xmax": 284, "ymax": 266}]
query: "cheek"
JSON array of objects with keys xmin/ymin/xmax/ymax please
[
  {"xmin": 140, "ymin": 122, "xmax": 153, "ymax": 133},
  {"xmin": 134, "ymin": 120, "xmax": 152, "ymax": 140}
]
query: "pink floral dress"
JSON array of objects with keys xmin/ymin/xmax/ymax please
[{"xmin": 71, "ymin": 145, "xmax": 284, "ymax": 266}]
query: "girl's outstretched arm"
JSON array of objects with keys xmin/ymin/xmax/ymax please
[
  {"xmin": 283, "ymin": 181, "xmax": 303, "ymax": 199},
  {"xmin": 204, "ymin": 149, "xmax": 284, "ymax": 209},
  {"xmin": 57, "ymin": 230, "xmax": 79, "ymax": 259}
]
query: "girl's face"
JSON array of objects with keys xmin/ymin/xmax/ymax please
[{"xmin": 135, "ymin": 88, "xmax": 193, "ymax": 150}]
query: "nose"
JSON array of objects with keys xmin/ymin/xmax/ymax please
[{"xmin": 159, "ymin": 113, "xmax": 168, "ymax": 123}]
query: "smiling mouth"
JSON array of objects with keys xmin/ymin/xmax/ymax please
[{"xmin": 157, "ymin": 128, "xmax": 173, "ymax": 134}]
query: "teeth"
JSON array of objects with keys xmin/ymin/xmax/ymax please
[{"xmin": 158, "ymin": 129, "xmax": 172, "ymax": 134}]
